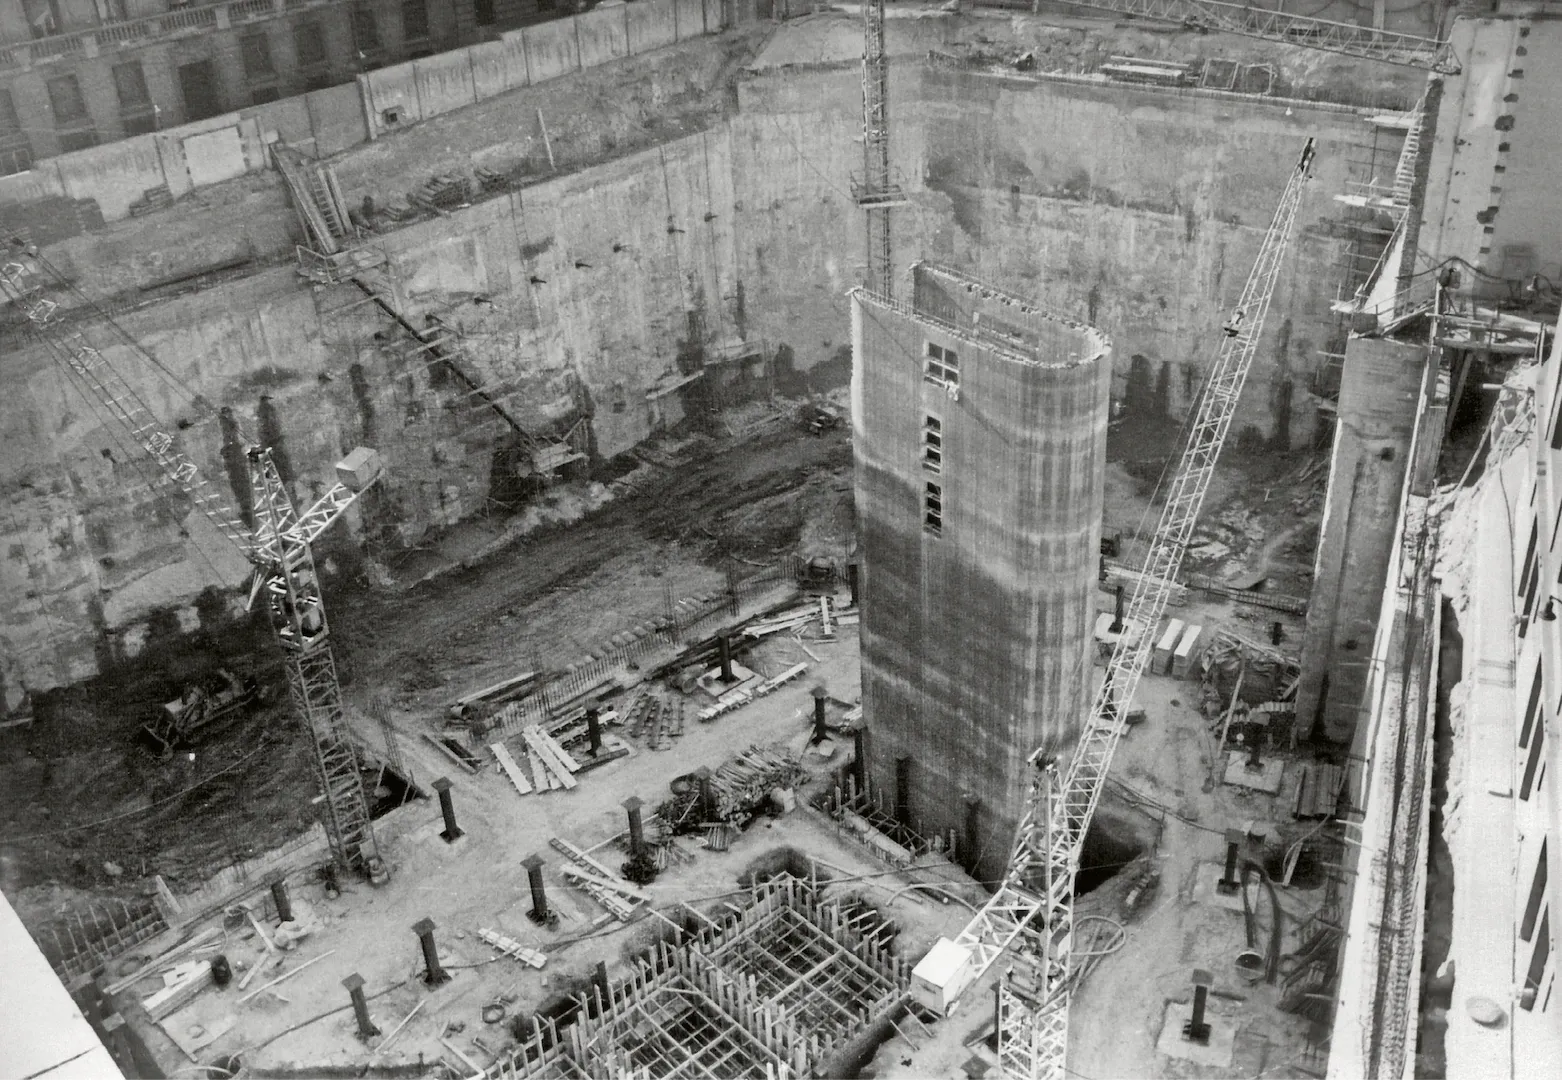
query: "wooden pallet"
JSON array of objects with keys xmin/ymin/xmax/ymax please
[{"xmin": 477, "ymin": 928, "xmax": 547, "ymax": 969}]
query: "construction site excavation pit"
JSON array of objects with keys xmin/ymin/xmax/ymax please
[{"xmin": 0, "ymin": 6, "xmax": 1472, "ymax": 1080}]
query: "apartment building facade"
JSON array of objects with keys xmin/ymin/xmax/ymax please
[{"xmin": 0, "ymin": 0, "xmax": 566, "ymax": 173}]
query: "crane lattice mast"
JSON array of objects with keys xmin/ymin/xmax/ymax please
[
  {"xmin": 914, "ymin": 139, "xmax": 1317, "ymax": 1080},
  {"xmin": 250, "ymin": 447, "xmax": 385, "ymax": 877},
  {"xmin": 854, "ymin": 0, "xmax": 906, "ymax": 297}
]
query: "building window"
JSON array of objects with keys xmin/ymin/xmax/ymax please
[
  {"xmin": 1520, "ymin": 718, "xmax": 1544, "ymax": 800},
  {"xmin": 112, "ymin": 61, "xmax": 150, "ymax": 110},
  {"xmin": 475, "ymin": 0, "xmax": 497, "ymax": 25},
  {"xmin": 23, "ymin": 0, "xmax": 62, "ymax": 39},
  {"xmin": 241, "ymin": 33, "xmax": 275, "ymax": 82},
  {"xmin": 177, "ymin": 60, "xmax": 223, "ymax": 123},
  {"xmin": 294, "ymin": 18, "xmax": 328, "ymax": 69},
  {"xmin": 1522, "ymin": 839, "xmax": 1548, "ymax": 942},
  {"xmin": 250, "ymin": 86, "xmax": 281, "ymax": 106},
  {"xmin": 402, "ymin": 0, "xmax": 430, "ymax": 40},
  {"xmin": 924, "ymin": 415, "xmax": 942, "ymax": 473},
  {"xmin": 925, "ymin": 342, "xmax": 959, "ymax": 388},
  {"xmin": 0, "ymin": 90, "xmax": 32, "ymax": 177},
  {"xmin": 925, "ymin": 481, "xmax": 943, "ymax": 534},
  {"xmin": 1521, "ymin": 910, "xmax": 1549, "ymax": 1011},
  {"xmin": 1522, "ymin": 662, "xmax": 1543, "ymax": 748},
  {"xmin": 351, "ymin": 6, "xmax": 381, "ymax": 55},
  {"xmin": 112, "ymin": 61, "xmax": 156, "ymax": 133},
  {"xmin": 46, "ymin": 74, "xmax": 89, "ymax": 126}
]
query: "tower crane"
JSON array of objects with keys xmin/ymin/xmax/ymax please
[
  {"xmin": 910, "ymin": 138, "xmax": 1317, "ymax": 1080},
  {"xmin": 854, "ymin": 0, "xmax": 908, "ymax": 297},
  {"xmin": 1, "ymin": 248, "xmax": 386, "ymax": 880},
  {"xmin": 1049, "ymin": 0, "xmax": 1457, "ymax": 72}
]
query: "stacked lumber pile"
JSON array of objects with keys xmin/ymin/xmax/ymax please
[
  {"xmin": 410, "ymin": 174, "xmax": 473, "ymax": 214},
  {"xmin": 142, "ymin": 960, "xmax": 213, "ymax": 1021},
  {"xmin": 697, "ymin": 662, "xmax": 808, "ymax": 723},
  {"xmin": 742, "ymin": 596, "xmax": 857, "ymax": 642},
  {"xmin": 550, "ymin": 838, "xmax": 647, "ymax": 922},
  {"xmin": 488, "ymin": 726, "xmax": 582, "ymax": 795}
]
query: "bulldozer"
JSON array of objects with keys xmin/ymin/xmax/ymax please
[{"xmin": 142, "ymin": 668, "xmax": 269, "ymax": 758}]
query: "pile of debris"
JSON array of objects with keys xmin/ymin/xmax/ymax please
[
  {"xmin": 1198, "ymin": 629, "xmax": 1301, "ymax": 773},
  {"xmin": 656, "ymin": 745, "xmax": 806, "ymax": 849}
]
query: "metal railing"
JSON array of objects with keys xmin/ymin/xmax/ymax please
[{"xmin": 0, "ymin": 0, "xmax": 347, "ymax": 72}]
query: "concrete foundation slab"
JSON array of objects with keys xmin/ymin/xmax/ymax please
[
  {"xmin": 698, "ymin": 662, "xmax": 760, "ymax": 700},
  {"xmin": 1155, "ymin": 1001, "xmax": 1236, "ymax": 1068},
  {"xmin": 1194, "ymin": 861, "xmax": 1250, "ymax": 912},
  {"xmin": 1223, "ymin": 752, "xmax": 1285, "ymax": 794}
]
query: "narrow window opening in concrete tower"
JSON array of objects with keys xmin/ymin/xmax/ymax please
[
  {"xmin": 1521, "ymin": 838, "xmax": 1547, "ymax": 941},
  {"xmin": 1520, "ymin": 910, "xmax": 1549, "ymax": 1010},
  {"xmin": 925, "ymin": 481, "xmax": 943, "ymax": 534},
  {"xmin": 925, "ymin": 342, "xmax": 959, "ymax": 389},
  {"xmin": 923, "ymin": 415, "xmax": 942, "ymax": 473}
]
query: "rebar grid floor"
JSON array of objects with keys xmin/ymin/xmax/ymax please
[
  {"xmin": 491, "ymin": 875, "xmax": 909, "ymax": 1080},
  {"xmin": 581, "ymin": 972, "xmax": 784, "ymax": 1079},
  {"xmin": 702, "ymin": 905, "xmax": 899, "ymax": 1035}
]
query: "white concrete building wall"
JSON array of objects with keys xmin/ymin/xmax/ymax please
[
  {"xmin": 1435, "ymin": 319, "xmax": 1562, "ymax": 1077},
  {"xmin": 0, "ymin": 889, "xmax": 122, "ymax": 1079}
]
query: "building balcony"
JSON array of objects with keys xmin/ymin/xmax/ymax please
[{"xmin": 0, "ymin": 0, "xmax": 351, "ymax": 73}]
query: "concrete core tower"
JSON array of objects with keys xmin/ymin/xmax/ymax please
[{"xmin": 851, "ymin": 262, "xmax": 1112, "ymax": 885}]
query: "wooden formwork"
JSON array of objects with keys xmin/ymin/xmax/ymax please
[
  {"xmin": 573, "ymin": 945, "xmax": 798, "ymax": 1079},
  {"xmin": 690, "ymin": 877, "xmax": 908, "ymax": 1061},
  {"xmin": 487, "ymin": 875, "xmax": 909, "ymax": 1079}
]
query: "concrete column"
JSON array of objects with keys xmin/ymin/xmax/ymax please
[
  {"xmin": 718, "ymin": 634, "xmax": 734, "ymax": 682},
  {"xmin": 1183, "ymin": 969, "xmax": 1213, "ymax": 1044},
  {"xmin": 432, "ymin": 776, "xmax": 463, "ymax": 842},
  {"xmin": 586, "ymin": 708, "xmax": 603, "ymax": 757},
  {"xmin": 811, "ymin": 686, "xmax": 829, "ymax": 743},
  {"xmin": 413, "ymin": 917, "xmax": 450, "ymax": 986},
  {"xmin": 852, "ymin": 727, "xmax": 867, "ymax": 795},
  {"xmin": 523, "ymin": 854, "xmax": 549, "ymax": 922},
  {"xmin": 270, "ymin": 878, "xmax": 293, "ymax": 923},
  {"xmin": 847, "ymin": 562, "xmax": 860, "ymax": 606},
  {"xmin": 695, "ymin": 766, "xmax": 715, "ymax": 820},
  {"xmin": 343, "ymin": 973, "xmax": 380, "ymax": 1039},
  {"xmin": 1217, "ymin": 829, "xmax": 1243, "ymax": 895},
  {"xmin": 894, "ymin": 755, "xmax": 911, "ymax": 829},
  {"xmin": 963, "ymin": 795, "xmax": 981, "ymax": 871},
  {"xmin": 623, "ymin": 796, "xmax": 645, "ymax": 857}
]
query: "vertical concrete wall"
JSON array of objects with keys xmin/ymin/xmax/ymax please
[
  {"xmin": 1, "ymin": 0, "xmax": 723, "ymax": 229},
  {"xmin": 1295, "ymin": 336, "xmax": 1430, "ymax": 745},
  {"xmin": 853, "ymin": 270, "xmax": 1111, "ymax": 883}
]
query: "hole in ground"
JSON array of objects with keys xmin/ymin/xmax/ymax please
[
  {"xmin": 1076, "ymin": 816, "xmax": 1147, "ymax": 896},
  {"xmin": 367, "ymin": 763, "xmax": 423, "ymax": 819}
]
